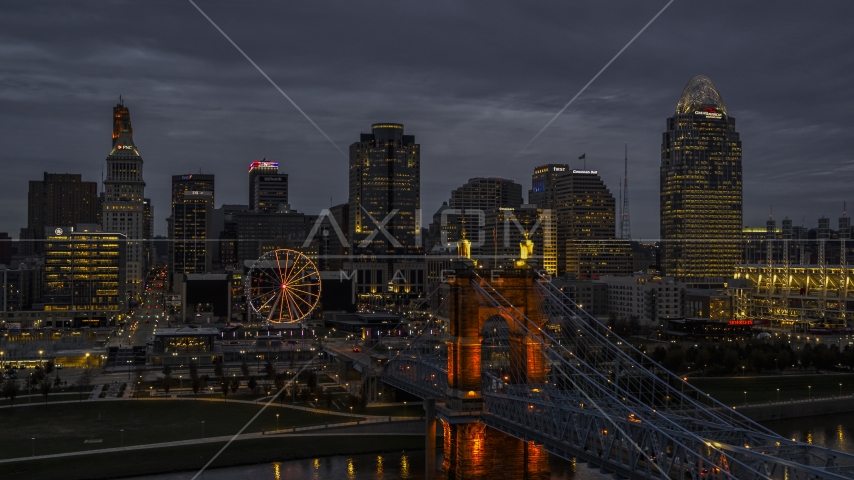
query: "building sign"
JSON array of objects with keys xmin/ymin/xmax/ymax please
[
  {"xmin": 54, "ymin": 227, "xmax": 64, "ymax": 235},
  {"xmin": 572, "ymin": 170, "xmax": 598, "ymax": 174},
  {"xmin": 261, "ymin": 176, "xmax": 283, "ymax": 182},
  {"xmin": 694, "ymin": 107, "xmax": 722, "ymax": 119},
  {"xmin": 181, "ymin": 174, "xmax": 193, "ymax": 180},
  {"xmin": 728, "ymin": 319, "xmax": 753, "ymax": 326},
  {"xmin": 552, "ymin": 167, "xmax": 566, "ymax": 171},
  {"xmin": 248, "ymin": 161, "xmax": 279, "ymax": 172},
  {"xmin": 116, "ymin": 145, "xmax": 134, "ymax": 150}
]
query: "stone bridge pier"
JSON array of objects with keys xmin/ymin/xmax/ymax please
[{"xmin": 430, "ymin": 266, "xmax": 550, "ymax": 480}]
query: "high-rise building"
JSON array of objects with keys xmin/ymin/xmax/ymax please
[
  {"xmin": 143, "ymin": 198, "xmax": 153, "ymax": 267},
  {"xmin": 248, "ymin": 160, "xmax": 279, "ymax": 209},
  {"xmin": 482, "ymin": 204, "xmax": 557, "ymax": 274},
  {"xmin": 554, "ymin": 170, "xmax": 616, "ymax": 273},
  {"xmin": 102, "ymin": 103, "xmax": 146, "ymax": 294},
  {"xmin": 348, "ymin": 123, "xmax": 420, "ymax": 256},
  {"xmin": 169, "ymin": 174, "xmax": 215, "ymax": 284},
  {"xmin": 661, "ymin": 75, "xmax": 742, "ymax": 279},
  {"xmin": 446, "ymin": 177, "xmax": 523, "ymax": 256},
  {"xmin": 253, "ymin": 173, "xmax": 288, "ymax": 213},
  {"xmin": 529, "ymin": 164, "xmax": 568, "ymax": 210},
  {"xmin": 24, "ymin": 173, "xmax": 100, "ymax": 253},
  {"xmin": 43, "ymin": 226, "xmax": 126, "ymax": 314}
]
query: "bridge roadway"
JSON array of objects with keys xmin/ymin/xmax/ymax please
[{"xmin": 378, "ymin": 274, "xmax": 854, "ymax": 480}]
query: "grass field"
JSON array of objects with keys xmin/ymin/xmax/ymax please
[
  {"xmin": 0, "ymin": 400, "xmax": 360, "ymax": 460},
  {"xmin": 2, "ymin": 435, "xmax": 428, "ymax": 480},
  {"xmin": 688, "ymin": 373, "xmax": 854, "ymax": 406}
]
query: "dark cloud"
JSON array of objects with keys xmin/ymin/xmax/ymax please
[{"xmin": 1, "ymin": 0, "xmax": 853, "ymax": 239}]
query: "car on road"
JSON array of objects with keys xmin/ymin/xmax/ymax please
[{"xmin": 353, "ymin": 347, "xmax": 361, "ymax": 353}]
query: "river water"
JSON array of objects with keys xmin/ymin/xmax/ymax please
[{"xmin": 132, "ymin": 413, "xmax": 854, "ymax": 480}]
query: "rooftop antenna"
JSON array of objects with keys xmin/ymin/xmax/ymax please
[{"xmin": 119, "ymin": 94, "xmax": 123, "ymax": 106}]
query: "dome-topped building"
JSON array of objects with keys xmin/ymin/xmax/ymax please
[
  {"xmin": 660, "ymin": 75, "xmax": 742, "ymax": 280},
  {"xmin": 675, "ymin": 75, "xmax": 727, "ymax": 116}
]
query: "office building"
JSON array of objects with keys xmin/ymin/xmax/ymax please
[
  {"xmin": 254, "ymin": 172, "xmax": 288, "ymax": 213},
  {"xmin": 23, "ymin": 173, "xmax": 100, "ymax": 254},
  {"xmin": 349, "ymin": 123, "xmax": 421, "ymax": 256},
  {"xmin": 529, "ymin": 164, "xmax": 568, "ymax": 210},
  {"xmin": 248, "ymin": 160, "xmax": 279, "ymax": 210},
  {"xmin": 43, "ymin": 226, "xmax": 126, "ymax": 314},
  {"xmin": 112, "ymin": 98, "xmax": 132, "ymax": 146},
  {"xmin": 172, "ymin": 190, "xmax": 214, "ymax": 276},
  {"xmin": 482, "ymin": 205, "xmax": 556, "ymax": 274},
  {"xmin": 661, "ymin": 75, "xmax": 743, "ymax": 279},
  {"xmin": 601, "ymin": 275, "xmax": 685, "ymax": 327},
  {"xmin": 0, "ymin": 257, "xmax": 43, "ymax": 312},
  {"xmin": 565, "ymin": 239, "xmax": 633, "ymax": 278},
  {"xmin": 554, "ymin": 169, "xmax": 616, "ymax": 273},
  {"xmin": 102, "ymin": 102, "xmax": 146, "ymax": 294},
  {"xmin": 234, "ymin": 211, "xmax": 306, "ymax": 263},
  {"xmin": 445, "ymin": 177, "xmax": 523, "ymax": 257},
  {"xmin": 168, "ymin": 174, "xmax": 215, "ymax": 285}
]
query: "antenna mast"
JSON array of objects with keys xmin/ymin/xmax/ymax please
[{"xmin": 621, "ymin": 143, "xmax": 631, "ymax": 239}]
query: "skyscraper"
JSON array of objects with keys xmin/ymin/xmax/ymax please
[
  {"xmin": 23, "ymin": 173, "xmax": 100, "ymax": 253},
  {"xmin": 248, "ymin": 160, "xmax": 279, "ymax": 209},
  {"xmin": 102, "ymin": 102, "xmax": 146, "ymax": 294},
  {"xmin": 554, "ymin": 169, "xmax": 616, "ymax": 274},
  {"xmin": 348, "ymin": 123, "xmax": 420, "ymax": 255},
  {"xmin": 112, "ymin": 98, "xmax": 132, "ymax": 146},
  {"xmin": 528, "ymin": 164, "xmax": 567, "ymax": 211},
  {"xmin": 253, "ymin": 172, "xmax": 288, "ymax": 213},
  {"xmin": 168, "ymin": 174, "xmax": 215, "ymax": 285},
  {"xmin": 660, "ymin": 75, "xmax": 742, "ymax": 279}
]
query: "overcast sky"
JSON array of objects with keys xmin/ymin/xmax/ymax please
[{"xmin": 1, "ymin": 1, "xmax": 853, "ymax": 240}]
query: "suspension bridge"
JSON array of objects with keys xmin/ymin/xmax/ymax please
[{"xmin": 380, "ymin": 260, "xmax": 854, "ymax": 480}]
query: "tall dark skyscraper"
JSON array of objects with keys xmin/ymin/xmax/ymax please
[
  {"xmin": 661, "ymin": 75, "xmax": 743, "ymax": 279},
  {"xmin": 348, "ymin": 123, "xmax": 420, "ymax": 255},
  {"xmin": 445, "ymin": 177, "xmax": 523, "ymax": 255},
  {"xmin": 529, "ymin": 164, "xmax": 567, "ymax": 210},
  {"xmin": 22, "ymin": 172, "xmax": 100, "ymax": 253},
  {"xmin": 112, "ymin": 98, "xmax": 132, "ymax": 147},
  {"xmin": 248, "ymin": 160, "xmax": 279, "ymax": 209},
  {"xmin": 168, "ymin": 174, "xmax": 215, "ymax": 285},
  {"xmin": 253, "ymin": 172, "xmax": 288, "ymax": 213}
]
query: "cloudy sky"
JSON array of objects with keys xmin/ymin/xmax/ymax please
[{"xmin": 1, "ymin": 1, "xmax": 852, "ymax": 240}]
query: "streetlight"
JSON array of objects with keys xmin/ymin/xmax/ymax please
[
  {"xmin": 38, "ymin": 350, "xmax": 43, "ymax": 367},
  {"xmin": 85, "ymin": 352, "xmax": 90, "ymax": 368},
  {"xmin": 179, "ymin": 375, "xmax": 183, "ymax": 399},
  {"xmin": 741, "ymin": 366, "xmax": 745, "ymax": 377},
  {"xmin": 776, "ymin": 388, "xmax": 780, "ymax": 402},
  {"xmin": 276, "ymin": 413, "xmax": 279, "ymax": 432},
  {"xmin": 808, "ymin": 385, "xmax": 812, "ymax": 400},
  {"xmin": 404, "ymin": 401, "xmax": 407, "ymax": 417},
  {"xmin": 840, "ymin": 383, "xmax": 843, "ymax": 397},
  {"xmin": 744, "ymin": 391, "xmax": 747, "ymax": 406}
]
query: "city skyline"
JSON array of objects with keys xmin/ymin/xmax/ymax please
[{"xmin": 1, "ymin": 2, "xmax": 853, "ymax": 239}]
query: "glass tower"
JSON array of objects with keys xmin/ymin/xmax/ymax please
[
  {"xmin": 660, "ymin": 75, "xmax": 742, "ymax": 279},
  {"xmin": 348, "ymin": 123, "xmax": 421, "ymax": 256}
]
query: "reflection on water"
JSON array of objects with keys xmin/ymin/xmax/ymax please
[
  {"xmin": 130, "ymin": 450, "xmax": 607, "ymax": 479},
  {"xmin": 762, "ymin": 412, "xmax": 854, "ymax": 453}
]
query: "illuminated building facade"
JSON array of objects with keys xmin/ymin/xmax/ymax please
[
  {"xmin": 482, "ymin": 205, "xmax": 557, "ymax": 274},
  {"xmin": 528, "ymin": 164, "xmax": 567, "ymax": 211},
  {"xmin": 23, "ymin": 173, "xmax": 100, "ymax": 254},
  {"xmin": 168, "ymin": 174, "xmax": 215, "ymax": 284},
  {"xmin": 565, "ymin": 239, "xmax": 633, "ymax": 278},
  {"xmin": 554, "ymin": 170, "xmax": 616, "ymax": 274},
  {"xmin": 43, "ymin": 227, "xmax": 126, "ymax": 313},
  {"xmin": 248, "ymin": 161, "xmax": 279, "ymax": 213},
  {"xmin": 112, "ymin": 98, "xmax": 131, "ymax": 146},
  {"xmin": 661, "ymin": 75, "xmax": 742, "ymax": 279},
  {"xmin": 102, "ymin": 108, "xmax": 146, "ymax": 294},
  {"xmin": 348, "ymin": 123, "xmax": 420, "ymax": 256}
]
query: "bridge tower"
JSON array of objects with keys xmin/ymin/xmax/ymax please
[{"xmin": 436, "ymin": 262, "xmax": 549, "ymax": 480}]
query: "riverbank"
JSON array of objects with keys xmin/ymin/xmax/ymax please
[{"xmin": 732, "ymin": 395, "xmax": 854, "ymax": 422}]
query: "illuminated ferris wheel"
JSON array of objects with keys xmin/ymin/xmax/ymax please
[{"xmin": 245, "ymin": 249, "xmax": 321, "ymax": 324}]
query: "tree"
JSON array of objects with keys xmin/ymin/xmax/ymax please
[
  {"xmin": 274, "ymin": 373, "xmax": 285, "ymax": 393},
  {"xmin": 230, "ymin": 376, "xmax": 240, "ymax": 394},
  {"xmin": 192, "ymin": 377, "xmax": 202, "ymax": 398},
  {"xmin": 213, "ymin": 358, "xmax": 224, "ymax": 378},
  {"xmin": 1, "ymin": 378, "xmax": 20, "ymax": 406},
  {"xmin": 188, "ymin": 362, "xmax": 199, "ymax": 381},
  {"xmin": 75, "ymin": 367, "xmax": 95, "ymax": 402},
  {"xmin": 307, "ymin": 371, "xmax": 318, "ymax": 390},
  {"xmin": 162, "ymin": 364, "xmax": 172, "ymax": 376},
  {"xmin": 162, "ymin": 374, "xmax": 173, "ymax": 394},
  {"xmin": 265, "ymin": 360, "xmax": 275, "ymax": 380},
  {"xmin": 53, "ymin": 375, "xmax": 61, "ymax": 388},
  {"xmin": 220, "ymin": 380, "xmax": 229, "ymax": 401},
  {"xmin": 39, "ymin": 377, "xmax": 53, "ymax": 403},
  {"xmin": 44, "ymin": 359, "xmax": 55, "ymax": 375},
  {"xmin": 241, "ymin": 361, "xmax": 250, "ymax": 379},
  {"xmin": 247, "ymin": 376, "xmax": 258, "ymax": 394}
]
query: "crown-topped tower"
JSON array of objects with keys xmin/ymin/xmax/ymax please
[{"xmin": 103, "ymin": 101, "xmax": 146, "ymax": 294}]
